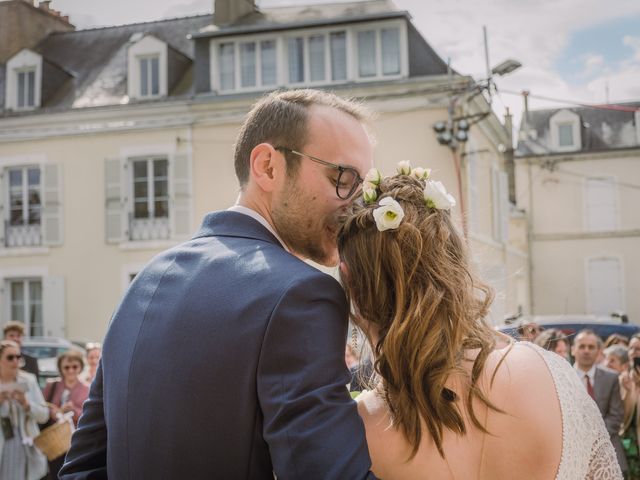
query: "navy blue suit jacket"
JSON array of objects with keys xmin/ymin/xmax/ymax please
[{"xmin": 60, "ymin": 211, "xmax": 374, "ymax": 479}]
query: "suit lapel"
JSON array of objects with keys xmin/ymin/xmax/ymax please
[{"xmin": 593, "ymin": 367, "xmax": 607, "ymax": 411}]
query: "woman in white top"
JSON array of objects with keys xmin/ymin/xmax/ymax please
[
  {"xmin": 0, "ymin": 340, "xmax": 48, "ymax": 480},
  {"xmin": 337, "ymin": 167, "xmax": 622, "ymax": 479}
]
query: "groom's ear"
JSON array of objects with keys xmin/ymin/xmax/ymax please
[{"xmin": 249, "ymin": 143, "xmax": 284, "ymax": 193}]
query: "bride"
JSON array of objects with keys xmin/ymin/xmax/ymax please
[{"xmin": 337, "ymin": 164, "xmax": 622, "ymax": 479}]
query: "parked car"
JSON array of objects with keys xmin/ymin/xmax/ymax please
[
  {"xmin": 496, "ymin": 314, "xmax": 639, "ymax": 343},
  {"xmin": 21, "ymin": 337, "xmax": 85, "ymax": 388}
]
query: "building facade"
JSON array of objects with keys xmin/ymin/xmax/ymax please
[
  {"xmin": 515, "ymin": 102, "xmax": 640, "ymax": 321},
  {"xmin": 0, "ymin": 0, "xmax": 527, "ymax": 341}
]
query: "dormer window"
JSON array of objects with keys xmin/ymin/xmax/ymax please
[
  {"xmin": 127, "ymin": 35, "xmax": 168, "ymax": 100},
  {"xmin": 557, "ymin": 122, "xmax": 574, "ymax": 147},
  {"xmin": 549, "ymin": 109, "xmax": 581, "ymax": 152},
  {"xmin": 139, "ymin": 55, "xmax": 160, "ymax": 97},
  {"xmin": 209, "ymin": 20, "xmax": 407, "ymax": 94},
  {"xmin": 17, "ymin": 69, "xmax": 36, "ymax": 108},
  {"xmin": 356, "ymin": 27, "xmax": 401, "ymax": 78},
  {"xmin": 5, "ymin": 49, "xmax": 42, "ymax": 111}
]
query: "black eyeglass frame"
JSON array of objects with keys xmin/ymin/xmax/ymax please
[{"xmin": 275, "ymin": 146, "xmax": 364, "ymax": 200}]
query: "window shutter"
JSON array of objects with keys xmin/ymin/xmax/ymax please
[
  {"xmin": 586, "ymin": 177, "xmax": 617, "ymax": 232},
  {"xmin": 587, "ymin": 257, "xmax": 624, "ymax": 315},
  {"xmin": 105, "ymin": 157, "xmax": 126, "ymax": 243},
  {"xmin": 0, "ymin": 170, "xmax": 5, "ymax": 247},
  {"xmin": 42, "ymin": 163, "xmax": 63, "ymax": 246},
  {"xmin": 170, "ymin": 153, "xmax": 192, "ymax": 239},
  {"xmin": 43, "ymin": 276, "xmax": 65, "ymax": 338}
]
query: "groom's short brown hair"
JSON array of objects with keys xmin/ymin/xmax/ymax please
[{"xmin": 233, "ymin": 89, "xmax": 370, "ymax": 187}]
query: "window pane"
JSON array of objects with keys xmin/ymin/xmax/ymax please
[
  {"xmin": 29, "ymin": 280, "xmax": 43, "ymax": 337},
  {"xmin": 9, "ymin": 169, "xmax": 22, "ymax": 187},
  {"xmin": 133, "ymin": 160, "xmax": 148, "ymax": 180},
  {"xmin": 11, "ymin": 281, "xmax": 24, "ymax": 304},
  {"xmin": 330, "ymin": 32, "xmax": 347, "ymax": 81},
  {"xmin": 240, "ymin": 42, "xmax": 256, "ymax": 88},
  {"xmin": 155, "ymin": 200, "xmax": 168, "ymax": 218},
  {"xmin": 153, "ymin": 159, "xmax": 168, "ymax": 178},
  {"xmin": 260, "ymin": 40, "xmax": 277, "ymax": 86},
  {"xmin": 288, "ymin": 37, "xmax": 304, "ymax": 83},
  {"xmin": 154, "ymin": 180, "xmax": 168, "ymax": 198},
  {"xmin": 309, "ymin": 35, "xmax": 325, "ymax": 82},
  {"xmin": 134, "ymin": 181, "xmax": 148, "ymax": 199},
  {"xmin": 134, "ymin": 201, "xmax": 149, "ymax": 218},
  {"xmin": 140, "ymin": 58, "xmax": 148, "ymax": 96},
  {"xmin": 219, "ymin": 43, "xmax": 235, "ymax": 91},
  {"xmin": 29, "ymin": 280, "xmax": 42, "ymax": 302},
  {"xmin": 28, "ymin": 168, "xmax": 40, "ymax": 186},
  {"xmin": 151, "ymin": 57, "xmax": 159, "ymax": 95},
  {"xmin": 558, "ymin": 124, "xmax": 574, "ymax": 146},
  {"xmin": 381, "ymin": 28, "xmax": 400, "ymax": 75},
  {"xmin": 17, "ymin": 72, "xmax": 25, "ymax": 108},
  {"xmin": 10, "ymin": 192, "xmax": 23, "ymax": 225},
  {"xmin": 358, "ymin": 31, "xmax": 377, "ymax": 77},
  {"xmin": 28, "ymin": 190, "xmax": 41, "ymax": 225},
  {"xmin": 27, "ymin": 71, "xmax": 35, "ymax": 106}
]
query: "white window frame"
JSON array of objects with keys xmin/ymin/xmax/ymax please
[
  {"xmin": 283, "ymin": 28, "xmax": 351, "ymax": 87},
  {"xmin": 210, "ymin": 34, "xmax": 281, "ymax": 93},
  {"xmin": 208, "ymin": 20, "xmax": 408, "ymax": 94},
  {"xmin": 16, "ymin": 68, "xmax": 37, "ymax": 109},
  {"xmin": 5, "ymin": 277, "xmax": 43, "ymax": 337},
  {"xmin": 4, "ymin": 165, "xmax": 42, "ymax": 248},
  {"xmin": 585, "ymin": 256, "xmax": 625, "ymax": 315},
  {"xmin": 583, "ymin": 175, "xmax": 619, "ymax": 232},
  {"xmin": 5, "ymin": 49, "xmax": 42, "ymax": 111},
  {"xmin": 137, "ymin": 54, "xmax": 161, "ymax": 98},
  {"xmin": 128, "ymin": 155, "xmax": 170, "ymax": 241},
  {"xmin": 549, "ymin": 109, "xmax": 581, "ymax": 152},
  {"xmin": 350, "ymin": 20, "xmax": 407, "ymax": 82},
  {"xmin": 127, "ymin": 35, "xmax": 168, "ymax": 100}
]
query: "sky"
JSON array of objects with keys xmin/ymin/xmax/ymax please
[{"xmin": 51, "ymin": 0, "xmax": 640, "ymax": 129}]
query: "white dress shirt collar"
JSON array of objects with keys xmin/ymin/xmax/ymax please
[
  {"xmin": 227, "ymin": 205, "xmax": 290, "ymax": 253},
  {"xmin": 574, "ymin": 363, "xmax": 597, "ymax": 384}
]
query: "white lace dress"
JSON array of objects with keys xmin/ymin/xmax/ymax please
[
  {"xmin": 520, "ymin": 342, "xmax": 622, "ymax": 479},
  {"xmin": 357, "ymin": 343, "xmax": 623, "ymax": 479}
]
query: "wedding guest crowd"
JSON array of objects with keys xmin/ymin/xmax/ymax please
[
  {"xmin": 519, "ymin": 326, "xmax": 640, "ymax": 478},
  {"xmin": 0, "ymin": 320, "xmax": 102, "ymax": 479}
]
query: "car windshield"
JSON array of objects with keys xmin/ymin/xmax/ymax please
[{"xmin": 21, "ymin": 346, "xmax": 69, "ymax": 359}]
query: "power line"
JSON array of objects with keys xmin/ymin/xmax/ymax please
[{"xmin": 499, "ymin": 89, "xmax": 640, "ymax": 113}]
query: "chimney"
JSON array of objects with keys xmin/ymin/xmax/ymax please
[
  {"xmin": 214, "ymin": 0, "xmax": 256, "ymax": 26},
  {"xmin": 0, "ymin": 0, "xmax": 74, "ymax": 63}
]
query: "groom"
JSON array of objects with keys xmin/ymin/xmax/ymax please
[{"xmin": 59, "ymin": 89, "xmax": 376, "ymax": 479}]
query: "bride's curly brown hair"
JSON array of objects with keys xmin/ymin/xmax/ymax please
[{"xmin": 337, "ymin": 174, "xmax": 507, "ymax": 459}]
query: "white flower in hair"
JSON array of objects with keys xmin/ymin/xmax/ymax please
[
  {"xmin": 362, "ymin": 185, "xmax": 378, "ymax": 204},
  {"xmin": 411, "ymin": 167, "xmax": 431, "ymax": 180},
  {"xmin": 423, "ymin": 180, "xmax": 456, "ymax": 210},
  {"xmin": 364, "ymin": 168, "xmax": 382, "ymax": 186},
  {"xmin": 372, "ymin": 197, "xmax": 405, "ymax": 231},
  {"xmin": 396, "ymin": 160, "xmax": 412, "ymax": 175}
]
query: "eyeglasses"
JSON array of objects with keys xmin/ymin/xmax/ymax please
[
  {"xmin": 62, "ymin": 365, "xmax": 81, "ymax": 371},
  {"xmin": 4, "ymin": 354, "xmax": 22, "ymax": 362},
  {"xmin": 275, "ymin": 146, "xmax": 364, "ymax": 200}
]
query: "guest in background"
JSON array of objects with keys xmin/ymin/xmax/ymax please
[
  {"xmin": 620, "ymin": 340, "xmax": 640, "ymax": 479},
  {"xmin": 534, "ymin": 328, "xmax": 570, "ymax": 360},
  {"xmin": 3, "ymin": 322, "xmax": 39, "ymax": 384},
  {"xmin": 516, "ymin": 320, "xmax": 542, "ymax": 342},
  {"xmin": 605, "ymin": 333, "xmax": 630, "ymax": 350},
  {"xmin": 572, "ymin": 329, "xmax": 627, "ymax": 475},
  {"xmin": 605, "ymin": 345, "xmax": 629, "ymax": 374},
  {"xmin": 81, "ymin": 343, "xmax": 101, "ymax": 385},
  {"xmin": 42, "ymin": 350, "xmax": 89, "ymax": 479},
  {"xmin": 0, "ymin": 340, "xmax": 48, "ymax": 480}
]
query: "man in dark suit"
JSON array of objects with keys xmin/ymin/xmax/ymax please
[
  {"xmin": 3, "ymin": 321, "xmax": 39, "ymax": 383},
  {"xmin": 60, "ymin": 89, "xmax": 376, "ymax": 479},
  {"xmin": 572, "ymin": 329, "xmax": 627, "ymax": 474}
]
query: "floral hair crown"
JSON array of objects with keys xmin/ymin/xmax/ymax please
[{"xmin": 363, "ymin": 161, "xmax": 457, "ymax": 232}]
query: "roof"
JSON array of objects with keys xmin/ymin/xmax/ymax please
[
  {"xmin": 516, "ymin": 102, "xmax": 640, "ymax": 156},
  {"xmin": 192, "ymin": 0, "xmax": 408, "ymax": 38}
]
